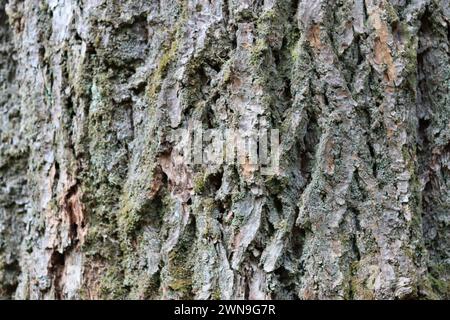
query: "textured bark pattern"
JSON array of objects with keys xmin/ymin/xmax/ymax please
[{"xmin": 0, "ymin": 0, "xmax": 449, "ymax": 299}]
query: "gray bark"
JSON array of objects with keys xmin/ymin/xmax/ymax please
[{"xmin": 0, "ymin": 0, "xmax": 449, "ymax": 299}]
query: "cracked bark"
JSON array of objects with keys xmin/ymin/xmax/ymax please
[{"xmin": 0, "ymin": 0, "xmax": 449, "ymax": 299}]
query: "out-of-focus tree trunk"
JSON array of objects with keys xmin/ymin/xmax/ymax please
[{"xmin": 0, "ymin": 0, "xmax": 448, "ymax": 299}]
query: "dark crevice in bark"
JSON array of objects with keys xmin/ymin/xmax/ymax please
[
  {"xmin": 52, "ymin": 161, "xmax": 60, "ymax": 195},
  {"xmin": 272, "ymin": 223, "xmax": 305, "ymax": 299},
  {"xmin": 48, "ymin": 250, "xmax": 65, "ymax": 300},
  {"xmin": 206, "ymin": 171, "xmax": 224, "ymax": 194},
  {"xmin": 301, "ymin": 111, "xmax": 321, "ymax": 182},
  {"xmin": 290, "ymin": 224, "xmax": 305, "ymax": 261},
  {"xmin": 273, "ymin": 266, "xmax": 299, "ymax": 300},
  {"xmin": 367, "ymin": 140, "xmax": 377, "ymax": 177},
  {"xmin": 64, "ymin": 183, "xmax": 82, "ymax": 242},
  {"xmin": 0, "ymin": 260, "xmax": 20, "ymax": 297}
]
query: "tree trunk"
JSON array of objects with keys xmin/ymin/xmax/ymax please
[{"xmin": 0, "ymin": 0, "xmax": 449, "ymax": 300}]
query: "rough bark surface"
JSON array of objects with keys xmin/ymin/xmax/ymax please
[{"xmin": 0, "ymin": 0, "xmax": 449, "ymax": 299}]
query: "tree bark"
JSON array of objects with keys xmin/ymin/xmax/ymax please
[{"xmin": 0, "ymin": 0, "xmax": 449, "ymax": 299}]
